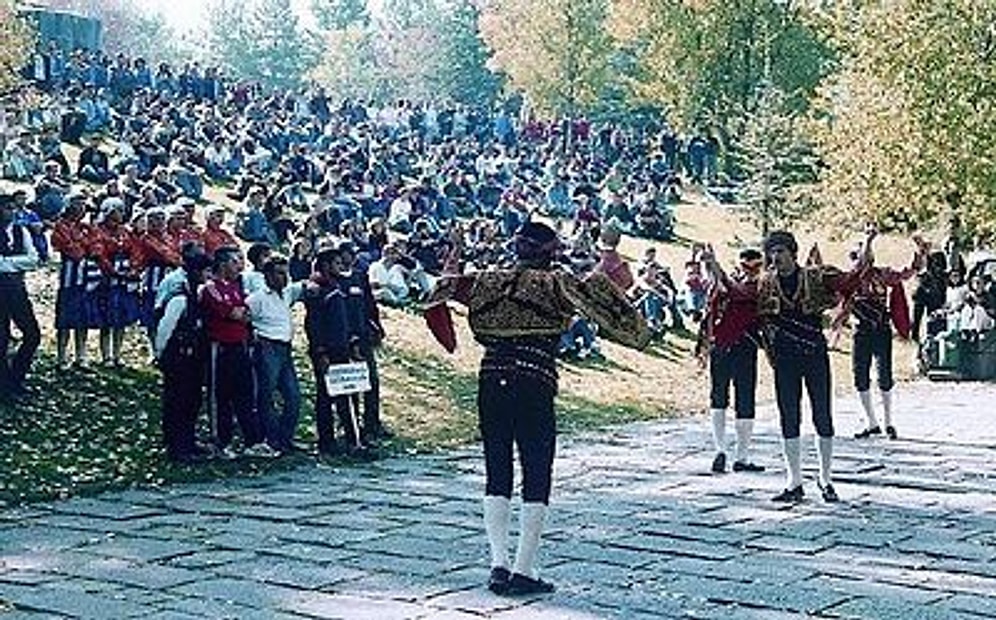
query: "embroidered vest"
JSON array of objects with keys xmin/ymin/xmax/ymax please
[{"xmin": 758, "ymin": 266, "xmax": 836, "ymax": 317}]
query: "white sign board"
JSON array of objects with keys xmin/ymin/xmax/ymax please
[{"xmin": 325, "ymin": 362, "xmax": 372, "ymax": 396}]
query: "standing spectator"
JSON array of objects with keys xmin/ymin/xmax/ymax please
[
  {"xmin": 201, "ymin": 246, "xmax": 274, "ymax": 458},
  {"xmin": 50, "ymin": 195, "xmax": 96, "ymax": 368},
  {"xmin": 200, "ymin": 205, "xmax": 239, "ymax": 258},
  {"xmin": 304, "ymin": 244, "xmax": 378, "ymax": 457},
  {"xmin": 91, "ymin": 200, "xmax": 143, "ymax": 366},
  {"xmin": 246, "ymin": 255, "xmax": 304, "ymax": 453},
  {"xmin": 155, "ymin": 252, "xmax": 212, "ymax": 463},
  {"xmin": 0, "ymin": 195, "xmax": 41, "ymax": 400}
]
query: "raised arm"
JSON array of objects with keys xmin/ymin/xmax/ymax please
[{"xmin": 557, "ymin": 271, "xmax": 652, "ymax": 350}]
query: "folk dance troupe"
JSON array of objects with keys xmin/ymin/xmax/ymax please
[
  {"xmin": 423, "ymin": 222, "xmax": 925, "ymax": 594},
  {"xmin": 3, "ymin": 192, "xmax": 930, "ymax": 595}
]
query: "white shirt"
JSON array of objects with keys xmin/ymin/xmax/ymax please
[
  {"xmin": 0, "ymin": 224, "xmax": 38, "ymax": 274},
  {"xmin": 959, "ymin": 304, "xmax": 994, "ymax": 332},
  {"xmin": 155, "ymin": 293, "xmax": 188, "ymax": 356},
  {"xmin": 246, "ymin": 282, "xmax": 303, "ymax": 343},
  {"xmin": 388, "ymin": 197, "xmax": 412, "ymax": 228},
  {"xmin": 241, "ymin": 270, "xmax": 267, "ymax": 296},
  {"xmin": 368, "ymin": 260, "xmax": 409, "ymax": 298}
]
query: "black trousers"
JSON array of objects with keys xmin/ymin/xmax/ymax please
[
  {"xmin": 0, "ymin": 282, "xmax": 41, "ymax": 390},
  {"xmin": 774, "ymin": 352, "xmax": 833, "ymax": 439},
  {"xmin": 359, "ymin": 345, "xmax": 381, "ymax": 434},
  {"xmin": 311, "ymin": 354, "xmax": 362, "ymax": 451},
  {"xmin": 208, "ymin": 342, "xmax": 261, "ymax": 448},
  {"xmin": 478, "ymin": 373, "xmax": 556, "ymax": 503},
  {"xmin": 852, "ymin": 327, "xmax": 893, "ymax": 392},
  {"xmin": 161, "ymin": 355, "xmax": 203, "ymax": 459},
  {"xmin": 709, "ymin": 338, "xmax": 758, "ymax": 418}
]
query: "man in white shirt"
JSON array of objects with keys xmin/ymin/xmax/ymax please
[
  {"xmin": 368, "ymin": 243, "xmax": 410, "ymax": 306},
  {"xmin": 387, "ymin": 188, "xmax": 414, "ymax": 233},
  {"xmin": 0, "ymin": 195, "xmax": 41, "ymax": 399},
  {"xmin": 246, "ymin": 254, "xmax": 304, "ymax": 453}
]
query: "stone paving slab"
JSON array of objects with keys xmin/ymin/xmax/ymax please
[{"xmin": 3, "ymin": 380, "xmax": 996, "ymax": 618}]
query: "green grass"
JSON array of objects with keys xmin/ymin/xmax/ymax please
[{"xmin": 0, "ymin": 345, "xmax": 672, "ymax": 507}]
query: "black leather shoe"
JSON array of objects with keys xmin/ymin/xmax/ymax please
[
  {"xmin": 487, "ymin": 566, "xmax": 510, "ymax": 594},
  {"xmin": 854, "ymin": 426, "xmax": 882, "ymax": 439},
  {"xmin": 819, "ymin": 482, "xmax": 840, "ymax": 503},
  {"xmin": 506, "ymin": 573, "xmax": 555, "ymax": 595},
  {"xmin": 772, "ymin": 485, "xmax": 804, "ymax": 503},
  {"xmin": 733, "ymin": 461, "xmax": 765, "ymax": 473},
  {"xmin": 711, "ymin": 452, "xmax": 727, "ymax": 473},
  {"xmin": 885, "ymin": 426, "xmax": 897, "ymax": 440}
]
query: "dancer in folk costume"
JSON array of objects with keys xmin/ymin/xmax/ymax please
[
  {"xmin": 164, "ymin": 205, "xmax": 192, "ymax": 253},
  {"xmin": 755, "ymin": 228, "xmax": 873, "ymax": 504},
  {"xmin": 201, "ymin": 205, "xmax": 239, "ymax": 258},
  {"xmin": 841, "ymin": 235, "xmax": 926, "ymax": 440},
  {"xmin": 424, "ymin": 222, "xmax": 650, "ymax": 595},
  {"xmin": 89, "ymin": 198, "xmax": 144, "ymax": 366},
  {"xmin": 50, "ymin": 194, "xmax": 100, "ymax": 368},
  {"xmin": 137, "ymin": 207, "xmax": 182, "ymax": 347},
  {"xmin": 699, "ymin": 247, "xmax": 765, "ymax": 474}
]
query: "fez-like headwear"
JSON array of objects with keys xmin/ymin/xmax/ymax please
[
  {"xmin": 763, "ymin": 230, "xmax": 798, "ymax": 255},
  {"xmin": 514, "ymin": 221, "xmax": 560, "ymax": 264}
]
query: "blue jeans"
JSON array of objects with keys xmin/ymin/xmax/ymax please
[
  {"xmin": 559, "ymin": 318, "xmax": 596, "ymax": 354},
  {"xmin": 254, "ymin": 338, "xmax": 302, "ymax": 450}
]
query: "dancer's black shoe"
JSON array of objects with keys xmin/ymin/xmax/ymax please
[
  {"xmin": 506, "ymin": 573, "xmax": 555, "ymax": 595},
  {"xmin": 854, "ymin": 426, "xmax": 882, "ymax": 439},
  {"xmin": 885, "ymin": 425, "xmax": 897, "ymax": 440},
  {"xmin": 711, "ymin": 452, "xmax": 726, "ymax": 473},
  {"xmin": 772, "ymin": 485, "xmax": 804, "ymax": 503},
  {"xmin": 487, "ymin": 567, "xmax": 510, "ymax": 594},
  {"xmin": 819, "ymin": 482, "xmax": 840, "ymax": 503},
  {"xmin": 732, "ymin": 461, "xmax": 765, "ymax": 473}
]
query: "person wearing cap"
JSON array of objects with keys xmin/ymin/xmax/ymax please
[
  {"xmin": 175, "ymin": 197, "xmax": 203, "ymax": 246},
  {"xmin": 137, "ymin": 207, "xmax": 182, "ymax": 348},
  {"xmin": 756, "ymin": 227, "xmax": 874, "ymax": 503},
  {"xmin": 50, "ymin": 194, "xmax": 99, "ymax": 368},
  {"xmin": 89, "ymin": 198, "xmax": 143, "ymax": 366},
  {"xmin": 0, "ymin": 194, "xmax": 41, "ymax": 399},
  {"xmin": 155, "ymin": 251, "xmax": 213, "ymax": 464},
  {"xmin": 303, "ymin": 241, "xmax": 383, "ymax": 457},
  {"xmin": 700, "ymin": 247, "xmax": 765, "ymax": 474},
  {"xmin": 201, "ymin": 206, "xmax": 238, "ymax": 258},
  {"xmin": 424, "ymin": 221, "xmax": 651, "ymax": 596},
  {"xmin": 164, "ymin": 205, "xmax": 189, "ymax": 251},
  {"xmin": 842, "ymin": 235, "xmax": 926, "ymax": 441}
]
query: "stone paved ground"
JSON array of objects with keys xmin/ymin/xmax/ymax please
[{"xmin": 2, "ymin": 380, "xmax": 995, "ymax": 619}]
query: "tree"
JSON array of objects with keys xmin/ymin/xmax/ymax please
[
  {"xmin": 608, "ymin": 0, "xmax": 833, "ymax": 156},
  {"xmin": 0, "ymin": 0, "xmax": 34, "ymax": 94},
  {"xmin": 38, "ymin": 0, "xmax": 183, "ymax": 63},
  {"xmin": 311, "ymin": 0, "xmax": 500, "ymax": 105},
  {"xmin": 807, "ymin": 0, "xmax": 996, "ymax": 237},
  {"xmin": 208, "ymin": 0, "xmax": 320, "ymax": 90},
  {"xmin": 479, "ymin": 0, "xmax": 615, "ymax": 116},
  {"xmin": 311, "ymin": 0, "xmax": 368, "ymax": 30},
  {"xmin": 433, "ymin": 0, "xmax": 502, "ymax": 106},
  {"xmin": 736, "ymin": 84, "xmax": 817, "ymax": 235}
]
